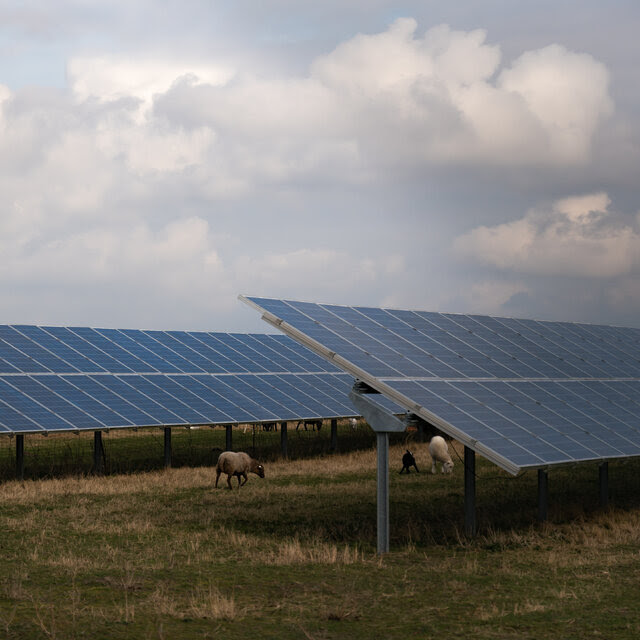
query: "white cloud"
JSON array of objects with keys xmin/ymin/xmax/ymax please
[
  {"xmin": 498, "ymin": 45, "xmax": 613, "ymax": 163},
  {"xmin": 68, "ymin": 56, "xmax": 233, "ymax": 107},
  {"xmin": 0, "ymin": 18, "xmax": 602, "ymax": 217},
  {"xmin": 0, "ymin": 15, "xmax": 630, "ymax": 330},
  {"xmin": 142, "ymin": 18, "xmax": 614, "ymax": 185},
  {"xmin": 454, "ymin": 192, "xmax": 640, "ymax": 278}
]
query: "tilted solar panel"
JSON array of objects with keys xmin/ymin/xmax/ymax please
[
  {"xmin": 241, "ymin": 296, "xmax": 640, "ymax": 474},
  {"xmin": 0, "ymin": 325, "xmax": 401, "ymax": 434}
]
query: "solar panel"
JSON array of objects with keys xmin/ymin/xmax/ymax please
[
  {"xmin": 241, "ymin": 296, "xmax": 640, "ymax": 474},
  {"xmin": 0, "ymin": 325, "xmax": 402, "ymax": 435}
]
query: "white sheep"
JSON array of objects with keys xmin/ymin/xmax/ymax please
[
  {"xmin": 428, "ymin": 436, "xmax": 454, "ymax": 474},
  {"xmin": 215, "ymin": 451, "xmax": 265, "ymax": 489},
  {"xmin": 349, "ymin": 418, "xmax": 357, "ymax": 430}
]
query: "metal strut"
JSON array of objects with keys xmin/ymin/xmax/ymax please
[{"xmin": 349, "ymin": 384, "xmax": 406, "ymax": 554}]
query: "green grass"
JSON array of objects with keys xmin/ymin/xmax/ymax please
[{"xmin": 1, "ymin": 443, "xmax": 640, "ymax": 639}]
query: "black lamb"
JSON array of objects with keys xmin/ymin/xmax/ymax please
[{"xmin": 399, "ymin": 449, "xmax": 419, "ymax": 474}]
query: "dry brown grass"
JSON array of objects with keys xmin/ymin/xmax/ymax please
[{"xmin": 2, "ymin": 444, "xmax": 640, "ymax": 639}]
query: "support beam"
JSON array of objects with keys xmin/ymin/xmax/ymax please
[
  {"xmin": 464, "ymin": 446, "xmax": 477, "ymax": 536},
  {"xmin": 16, "ymin": 434, "xmax": 24, "ymax": 481},
  {"xmin": 225, "ymin": 425, "xmax": 233, "ymax": 451},
  {"xmin": 599, "ymin": 462, "xmax": 609, "ymax": 509},
  {"xmin": 93, "ymin": 431, "xmax": 105, "ymax": 476},
  {"xmin": 163, "ymin": 427, "xmax": 172, "ymax": 469},
  {"xmin": 330, "ymin": 418, "xmax": 338, "ymax": 452},
  {"xmin": 280, "ymin": 421, "xmax": 288, "ymax": 459},
  {"xmin": 538, "ymin": 469, "xmax": 548, "ymax": 521},
  {"xmin": 376, "ymin": 432, "xmax": 390, "ymax": 554},
  {"xmin": 348, "ymin": 387, "xmax": 406, "ymax": 554}
]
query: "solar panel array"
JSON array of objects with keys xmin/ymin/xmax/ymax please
[
  {"xmin": 0, "ymin": 325, "xmax": 394, "ymax": 435},
  {"xmin": 242, "ymin": 296, "xmax": 640, "ymax": 474}
]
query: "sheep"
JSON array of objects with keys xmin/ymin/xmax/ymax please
[
  {"xmin": 349, "ymin": 417, "xmax": 358, "ymax": 430},
  {"xmin": 215, "ymin": 451, "xmax": 265, "ymax": 489},
  {"xmin": 399, "ymin": 449, "xmax": 419, "ymax": 474},
  {"xmin": 295, "ymin": 419, "xmax": 322, "ymax": 431},
  {"xmin": 428, "ymin": 436, "xmax": 454, "ymax": 474}
]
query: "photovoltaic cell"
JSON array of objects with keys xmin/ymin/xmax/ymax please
[{"xmin": 242, "ymin": 296, "xmax": 640, "ymax": 474}]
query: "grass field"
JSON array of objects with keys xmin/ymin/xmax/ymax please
[{"xmin": 1, "ymin": 441, "xmax": 640, "ymax": 639}]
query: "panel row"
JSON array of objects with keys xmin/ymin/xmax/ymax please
[
  {"xmin": 247, "ymin": 298, "xmax": 640, "ymax": 380},
  {"xmin": 387, "ymin": 378, "xmax": 640, "ymax": 468},
  {"xmin": 0, "ymin": 326, "xmax": 339, "ymax": 375},
  {"xmin": 0, "ymin": 372, "xmax": 368, "ymax": 434},
  {"xmin": 244, "ymin": 297, "xmax": 640, "ymax": 472}
]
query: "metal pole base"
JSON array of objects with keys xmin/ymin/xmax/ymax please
[
  {"xmin": 280, "ymin": 421, "xmax": 288, "ymax": 459},
  {"xmin": 599, "ymin": 462, "xmax": 609, "ymax": 509},
  {"xmin": 538, "ymin": 469, "xmax": 548, "ymax": 522},
  {"xmin": 376, "ymin": 432, "xmax": 389, "ymax": 554},
  {"xmin": 464, "ymin": 447, "xmax": 477, "ymax": 536}
]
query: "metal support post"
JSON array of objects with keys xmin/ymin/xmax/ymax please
[
  {"xmin": 16, "ymin": 434, "xmax": 24, "ymax": 481},
  {"xmin": 163, "ymin": 427, "xmax": 172, "ymax": 469},
  {"xmin": 464, "ymin": 446, "xmax": 477, "ymax": 536},
  {"xmin": 599, "ymin": 462, "xmax": 609, "ymax": 508},
  {"xmin": 93, "ymin": 431, "xmax": 105, "ymax": 476},
  {"xmin": 538, "ymin": 469, "xmax": 548, "ymax": 521},
  {"xmin": 330, "ymin": 418, "xmax": 338, "ymax": 452},
  {"xmin": 347, "ymin": 387, "xmax": 405, "ymax": 554},
  {"xmin": 376, "ymin": 432, "xmax": 390, "ymax": 554},
  {"xmin": 225, "ymin": 425, "xmax": 233, "ymax": 451},
  {"xmin": 280, "ymin": 421, "xmax": 288, "ymax": 459}
]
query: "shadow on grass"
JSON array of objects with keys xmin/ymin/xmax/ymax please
[{"xmin": 192, "ymin": 456, "xmax": 640, "ymax": 549}]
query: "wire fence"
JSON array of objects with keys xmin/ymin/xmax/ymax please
[{"xmin": 0, "ymin": 419, "xmax": 413, "ymax": 482}]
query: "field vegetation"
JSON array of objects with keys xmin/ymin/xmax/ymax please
[
  {"xmin": 1, "ymin": 438, "xmax": 640, "ymax": 639},
  {"xmin": 0, "ymin": 421, "xmax": 380, "ymax": 481}
]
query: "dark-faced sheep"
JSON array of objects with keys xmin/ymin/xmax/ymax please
[
  {"xmin": 215, "ymin": 451, "xmax": 265, "ymax": 489},
  {"xmin": 429, "ymin": 436, "xmax": 454, "ymax": 474},
  {"xmin": 399, "ymin": 449, "xmax": 419, "ymax": 474}
]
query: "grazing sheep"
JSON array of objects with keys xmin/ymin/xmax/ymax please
[
  {"xmin": 399, "ymin": 449, "xmax": 419, "ymax": 474},
  {"xmin": 349, "ymin": 418, "xmax": 357, "ymax": 430},
  {"xmin": 215, "ymin": 451, "xmax": 265, "ymax": 489},
  {"xmin": 429, "ymin": 436, "xmax": 454, "ymax": 474}
]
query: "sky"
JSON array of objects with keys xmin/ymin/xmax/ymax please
[{"xmin": 0, "ymin": 1, "xmax": 639, "ymax": 332}]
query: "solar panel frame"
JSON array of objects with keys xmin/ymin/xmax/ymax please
[
  {"xmin": 242, "ymin": 296, "xmax": 640, "ymax": 475},
  {"xmin": 0, "ymin": 318, "xmax": 409, "ymax": 436}
]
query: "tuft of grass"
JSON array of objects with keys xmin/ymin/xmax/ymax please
[{"xmin": 187, "ymin": 584, "xmax": 244, "ymax": 621}]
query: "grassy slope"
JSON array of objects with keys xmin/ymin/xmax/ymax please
[{"xmin": 1, "ymin": 443, "xmax": 639, "ymax": 639}]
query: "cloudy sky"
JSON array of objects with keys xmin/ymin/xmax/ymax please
[{"xmin": 1, "ymin": 1, "xmax": 639, "ymax": 332}]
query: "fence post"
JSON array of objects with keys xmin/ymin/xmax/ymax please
[
  {"xmin": 538, "ymin": 469, "xmax": 548, "ymax": 521},
  {"xmin": 93, "ymin": 431, "xmax": 105, "ymax": 476},
  {"xmin": 225, "ymin": 425, "xmax": 233, "ymax": 451},
  {"xmin": 280, "ymin": 421, "xmax": 288, "ymax": 459},
  {"xmin": 464, "ymin": 446, "xmax": 477, "ymax": 536},
  {"xmin": 599, "ymin": 462, "xmax": 609, "ymax": 508},
  {"xmin": 164, "ymin": 427, "xmax": 172, "ymax": 468},
  {"xmin": 16, "ymin": 434, "xmax": 24, "ymax": 480}
]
